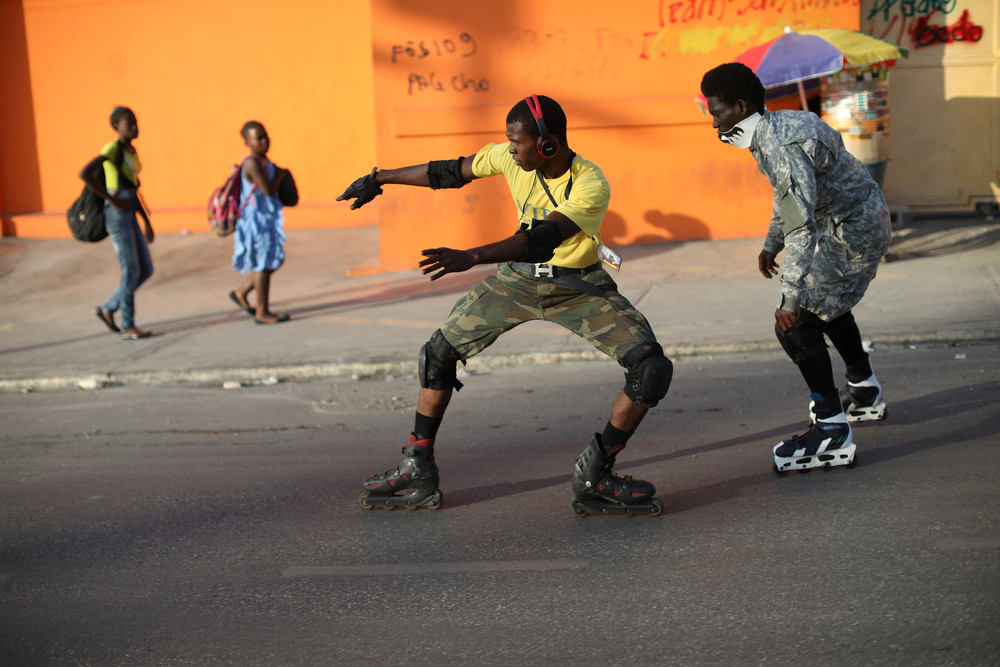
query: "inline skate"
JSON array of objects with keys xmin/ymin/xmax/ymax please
[
  {"xmin": 571, "ymin": 434, "xmax": 662, "ymax": 517},
  {"xmin": 359, "ymin": 434, "xmax": 443, "ymax": 510},
  {"xmin": 809, "ymin": 371, "xmax": 887, "ymax": 423},
  {"xmin": 777, "ymin": 393, "xmax": 857, "ymax": 474}
]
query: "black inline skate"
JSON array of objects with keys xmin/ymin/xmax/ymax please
[
  {"xmin": 776, "ymin": 392, "xmax": 857, "ymax": 474},
  {"xmin": 570, "ymin": 434, "xmax": 662, "ymax": 517},
  {"xmin": 359, "ymin": 434, "xmax": 443, "ymax": 510}
]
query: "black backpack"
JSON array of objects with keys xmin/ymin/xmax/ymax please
[
  {"xmin": 67, "ymin": 141, "xmax": 127, "ymax": 243},
  {"xmin": 278, "ymin": 169, "xmax": 299, "ymax": 207}
]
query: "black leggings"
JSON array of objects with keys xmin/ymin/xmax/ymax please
[{"xmin": 776, "ymin": 310, "xmax": 868, "ymax": 397}]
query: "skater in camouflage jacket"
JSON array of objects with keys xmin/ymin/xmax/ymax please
[{"xmin": 701, "ymin": 62, "xmax": 891, "ymax": 473}]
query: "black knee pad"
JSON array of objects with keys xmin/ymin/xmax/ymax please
[
  {"xmin": 418, "ymin": 329, "xmax": 464, "ymax": 391},
  {"xmin": 774, "ymin": 312, "xmax": 827, "ymax": 364},
  {"xmin": 622, "ymin": 342, "xmax": 673, "ymax": 408}
]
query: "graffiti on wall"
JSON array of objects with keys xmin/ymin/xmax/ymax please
[
  {"xmin": 390, "ymin": 26, "xmax": 642, "ymax": 95},
  {"xmin": 643, "ymin": 0, "xmax": 860, "ymax": 57},
  {"xmin": 866, "ymin": 0, "xmax": 984, "ymax": 49},
  {"xmin": 385, "ymin": 0, "xmax": 871, "ymax": 97},
  {"xmin": 390, "ymin": 32, "xmax": 491, "ymax": 94}
]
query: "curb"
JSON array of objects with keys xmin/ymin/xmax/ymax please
[{"xmin": 2, "ymin": 330, "xmax": 995, "ymax": 394}]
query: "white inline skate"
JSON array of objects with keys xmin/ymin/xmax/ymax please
[
  {"xmin": 777, "ymin": 393, "xmax": 857, "ymax": 474},
  {"xmin": 809, "ymin": 372, "xmax": 887, "ymax": 424}
]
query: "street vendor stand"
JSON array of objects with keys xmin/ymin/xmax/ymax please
[{"xmin": 731, "ymin": 28, "xmax": 908, "ymax": 189}]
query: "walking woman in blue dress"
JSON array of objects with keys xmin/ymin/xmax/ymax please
[{"xmin": 228, "ymin": 121, "xmax": 291, "ymax": 324}]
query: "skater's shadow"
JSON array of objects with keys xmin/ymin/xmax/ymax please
[
  {"xmin": 444, "ymin": 473, "xmax": 569, "ymax": 509},
  {"xmin": 444, "ymin": 381, "xmax": 998, "ymax": 512},
  {"xmin": 657, "ymin": 401, "xmax": 996, "ymax": 517},
  {"xmin": 0, "ymin": 266, "xmax": 494, "ymax": 361},
  {"xmin": 263, "ymin": 265, "xmax": 496, "ymax": 324},
  {"xmin": 645, "ymin": 380, "xmax": 998, "ymax": 516}
]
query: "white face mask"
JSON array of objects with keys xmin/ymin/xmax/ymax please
[{"xmin": 718, "ymin": 112, "xmax": 762, "ymax": 149}]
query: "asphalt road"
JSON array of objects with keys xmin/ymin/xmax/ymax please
[{"xmin": 2, "ymin": 342, "xmax": 998, "ymax": 665}]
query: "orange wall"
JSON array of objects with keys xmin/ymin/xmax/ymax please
[
  {"xmin": 1, "ymin": 0, "xmax": 861, "ymax": 274},
  {"xmin": 0, "ymin": 0, "xmax": 379, "ymax": 237},
  {"xmin": 370, "ymin": 0, "xmax": 860, "ymax": 271}
]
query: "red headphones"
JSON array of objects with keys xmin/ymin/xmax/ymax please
[{"xmin": 525, "ymin": 94, "xmax": 560, "ymax": 158}]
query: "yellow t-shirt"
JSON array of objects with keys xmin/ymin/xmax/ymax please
[
  {"xmin": 471, "ymin": 142, "xmax": 609, "ymax": 268},
  {"xmin": 101, "ymin": 141, "xmax": 141, "ymax": 190}
]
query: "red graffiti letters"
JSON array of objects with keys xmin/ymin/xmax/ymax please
[{"xmin": 912, "ymin": 9, "xmax": 983, "ymax": 47}]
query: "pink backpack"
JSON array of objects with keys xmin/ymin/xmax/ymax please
[{"xmin": 207, "ymin": 155, "xmax": 260, "ymax": 236}]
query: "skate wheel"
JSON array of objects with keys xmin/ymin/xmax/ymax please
[
  {"xmin": 358, "ymin": 493, "xmax": 375, "ymax": 510},
  {"xmin": 571, "ymin": 501, "xmax": 588, "ymax": 517},
  {"xmin": 649, "ymin": 499, "xmax": 663, "ymax": 517},
  {"xmin": 426, "ymin": 491, "xmax": 443, "ymax": 510},
  {"xmin": 846, "ymin": 452, "xmax": 858, "ymax": 469},
  {"xmin": 773, "ymin": 462, "xmax": 788, "ymax": 476}
]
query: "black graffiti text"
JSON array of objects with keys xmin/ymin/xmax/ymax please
[
  {"xmin": 407, "ymin": 72, "xmax": 490, "ymax": 95},
  {"xmin": 391, "ymin": 33, "xmax": 477, "ymax": 63}
]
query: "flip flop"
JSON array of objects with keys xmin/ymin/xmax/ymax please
[
  {"xmin": 254, "ymin": 313, "xmax": 291, "ymax": 325},
  {"xmin": 120, "ymin": 329, "xmax": 152, "ymax": 340},
  {"xmin": 228, "ymin": 290, "xmax": 256, "ymax": 316},
  {"xmin": 95, "ymin": 306, "xmax": 119, "ymax": 333}
]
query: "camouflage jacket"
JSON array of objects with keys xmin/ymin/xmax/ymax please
[{"xmin": 750, "ymin": 110, "xmax": 890, "ymax": 314}]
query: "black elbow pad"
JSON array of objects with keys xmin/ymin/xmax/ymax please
[
  {"xmin": 518, "ymin": 220, "xmax": 562, "ymax": 263},
  {"xmin": 427, "ymin": 157, "xmax": 467, "ymax": 189}
]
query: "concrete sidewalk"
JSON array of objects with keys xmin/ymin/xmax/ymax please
[{"xmin": 1, "ymin": 216, "xmax": 998, "ymax": 392}]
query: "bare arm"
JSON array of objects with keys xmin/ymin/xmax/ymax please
[
  {"xmin": 337, "ymin": 157, "xmax": 477, "ymax": 209},
  {"xmin": 243, "ymin": 157, "xmax": 287, "ymax": 197},
  {"xmin": 419, "ymin": 212, "xmax": 579, "ymax": 281},
  {"xmin": 79, "ymin": 155, "xmax": 129, "ymax": 211},
  {"xmin": 376, "ymin": 156, "xmax": 476, "ymax": 187}
]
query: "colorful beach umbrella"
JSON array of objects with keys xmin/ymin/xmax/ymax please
[{"xmin": 736, "ymin": 27, "xmax": 909, "ymax": 89}]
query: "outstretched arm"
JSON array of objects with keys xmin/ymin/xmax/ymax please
[
  {"xmin": 419, "ymin": 212, "xmax": 580, "ymax": 281},
  {"xmin": 337, "ymin": 157, "xmax": 476, "ymax": 209}
]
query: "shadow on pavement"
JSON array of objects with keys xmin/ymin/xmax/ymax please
[
  {"xmin": 279, "ymin": 266, "xmax": 495, "ymax": 322},
  {"xmin": 887, "ymin": 215, "xmax": 1000, "ymax": 262},
  {"xmin": 443, "ymin": 380, "xmax": 997, "ymax": 512}
]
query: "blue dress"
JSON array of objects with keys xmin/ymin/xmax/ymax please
[{"xmin": 232, "ymin": 158, "xmax": 285, "ymax": 273}]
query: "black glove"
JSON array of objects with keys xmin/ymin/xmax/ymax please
[{"xmin": 336, "ymin": 167, "xmax": 382, "ymax": 210}]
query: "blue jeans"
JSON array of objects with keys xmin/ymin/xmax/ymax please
[{"xmin": 103, "ymin": 189, "xmax": 153, "ymax": 330}]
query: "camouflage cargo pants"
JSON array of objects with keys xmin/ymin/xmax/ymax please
[{"xmin": 440, "ymin": 262, "xmax": 657, "ymax": 364}]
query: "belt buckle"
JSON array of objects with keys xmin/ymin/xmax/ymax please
[{"xmin": 534, "ymin": 264, "xmax": 554, "ymax": 278}]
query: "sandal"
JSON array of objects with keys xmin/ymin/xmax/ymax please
[
  {"xmin": 254, "ymin": 313, "xmax": 291, "ymax": 325},
  {"xmin": 228, "ymin": 290, "xmax": 256, "ymax": 316},
  {"xmin": 95, "ymin": 306, "xmax": 119, "ymax": 333},
  {"xmin": 120, "ymin": 329, "xmax": 152, "ymax": 340}
]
